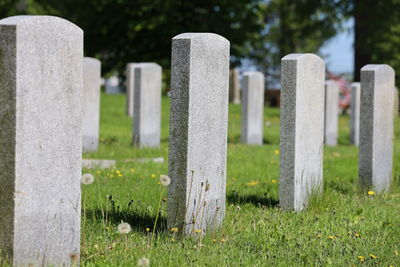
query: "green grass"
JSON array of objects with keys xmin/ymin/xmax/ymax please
[{"xmin": 81, "ymin": 92, "xmax": 400, "ymax": 266}]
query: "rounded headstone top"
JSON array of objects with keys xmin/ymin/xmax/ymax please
[
  {"xmin": 0, "ymin": 15, "xmax": 83, "ymax": 34},
  {"xmin": 136, "ymin": 62, "xmax": 162, "ymax": 71},
  {"xmin": 361, "ymin": 64, "xmax": 395, "ymax": 75},
  {"xmin": 172, "ymin": 32, "xmax": 229, "ymax": 45},
  {"xmin": 84, "ymin": 57, "xmax": 101, "ymax": 66},
  {"xmin": 281, "ymin": 53, "xmax": 324, "ymax": 65},
  {"xmin": 106, "ymin": 76, "xmax": 119, "ymax": 86}
]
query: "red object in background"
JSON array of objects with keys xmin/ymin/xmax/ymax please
[{"xmin": 327, "ymin": 72, "xmax": 351, "ymax": 113}]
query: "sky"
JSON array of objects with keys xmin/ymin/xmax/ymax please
[{"xmin": 320, "ymin": 18, "xmax": 354, "ymax": 74}]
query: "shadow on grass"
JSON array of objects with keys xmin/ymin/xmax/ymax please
[
  {"xmin": 227, "ymin": 191, "xmax": 279, "ymax": 208},
  {"xmin": 85, "ymin": 209, "xmax": 167, "ymax": 233}
]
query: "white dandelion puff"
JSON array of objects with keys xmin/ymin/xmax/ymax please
[
  {"xmin": 160, "ymin": 175, "xmax": 170, "ymax": 186},
  {"xmin": 137, "ymin": 257, "xmax": 150, "ymax": 267},
  {"xmin": 117, "ymin": 222, "xmax": 131, "ymax": 234},
  {"xmin": 81, "ymin": 173, "xmax": 94, "ymax": 185}
]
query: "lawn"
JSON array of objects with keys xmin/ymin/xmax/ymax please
[{"xmin": 81, "ymin": 92, "xmax": 400, "ymax": 266}]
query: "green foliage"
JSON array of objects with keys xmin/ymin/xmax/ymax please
[{"xmin": 80, "ymin": 93, "xmax": 400, "ymax": 266}]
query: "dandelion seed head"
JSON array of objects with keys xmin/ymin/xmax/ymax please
[
  {"xmin": 81, "ymin": 173, "xmax": 94, "ymax": 185},
  {"xmin": 137, "ymin": 257, "xmax": 150, "ymax": 267},
  {"xmin": 117, "ymin": 222, "xmax": 131, "ymax": 234},
  {"xmin": 160, "ymin": 175, "xmax": 171, "ymax": 186}
]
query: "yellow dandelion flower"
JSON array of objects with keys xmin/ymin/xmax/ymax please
[
  {"xmin": 355, "ymin": 233, "xmax": 361, "ymax": 238},
  {"xmin": 194, "ymin": 229, "xmax": 202, "ymax": 233},
  {"xmin": 170, "ymin": 227, "xmax": 179, "ymax": 232},
  {"xmin": 212, "ymin": 239, "xmax": 217, "ymax": 243},
  {"xmin": 368, "ymin": 190, "xmax": 375, "ymax": 196},
  {"xmin": 246, "ymin": 181, "xmax": 259, "ymax": 187},
  {"xmin": 110, "ymin": 174, "xmax": 114, "ymax": 178},
  {"xmin": 118, "ymin": 174, "xmax": 123, "ymax": 177},
  {"xmin": 130, "ymin": 168, "xmax": 135, "ymax": 172},
  {"xmin": 151, "ymin": 174, "xmax": 156, "ymax": 178},
  {"xmin": 357, "ymin": 256, "xmax": 365, "ymax": 262},
  {"xmin": 221, "ymin": 238, "xmax": 226, "ymax": 243},
  {"xmin": 328, "ymin": 235, "xmax": 335, "ymax": 240},
  {"xmin": 115, "ymin": 170, "xmax": 121, "ymax": 174},
  {"xmin": 274, "ymin": 149, "xmax": 280, "ymax": 155},
  {"xmin": 96, "ymin": 170, "xmax": 101, "ymax": 174},
  {"xmin": 171, "ymin": 238, "xmax": 175, "ymax": 242},
  {"xmin": 272, "ymin": 179, "xmax": 278, "ymax": 184},
  {"xmin": 369, "ymin": 254, "xmax": 378, "ymax": 259},
  {"xmin": 145, "ymin": 228, "xmax": 150, "ymax": 232}
]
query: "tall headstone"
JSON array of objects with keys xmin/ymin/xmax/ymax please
[
  {"xmin": 359, "ymin": 64, "xmax": 395, "ymax": 193},
  {"xmin": 241, "ymin": 71, "xmax": 265, "ymax": 145},
  {"xmin": 0, "ymin": 16, "xmax": 82, "ymax": 266},
  {"xmin": 229, "ymin": 68, "xmax": 241, "ymax": 104},
  {"xmin": 105, "ymin": 75, "xmax": 121, "ymax": 94},
  {"xmin": 168, "ymin": 33, "xmax": 229, "ymax": 235},
  {"xmin": 83, "ymin": 57, "xmax": 101, "ymax": 152},
  {"xmin": 350, "ymin": 82, "xmax": 361, "ymax": 146},
  {"xmin": 280, "ymin": 53, "xmax": 325, "ymax": 211},
  {"xmin": 132, "ymin": 63, "xmax": 161, "ymax": 147},
  {"xmin": 126, "ymin": 62, "xmax": 137, "ymax": 117},
  {"xmin": 324, "ymin": 80, "xmax": 339, "ymax": 146}
]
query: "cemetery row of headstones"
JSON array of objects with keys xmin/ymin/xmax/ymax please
[{"xmin": 0, "ymin": 15, "xmax": 396, "ymax": 266}]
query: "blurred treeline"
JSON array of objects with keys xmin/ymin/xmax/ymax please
[{"xmin": 1, "ymin": 0, "xmax": 400, "ymax": 87}]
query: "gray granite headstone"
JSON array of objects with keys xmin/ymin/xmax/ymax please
[
  {"xmin": 324, "ymin": 80, "xmax": 339, "ymax": 146},
  {"xmin": 0, "ymin": 15, "xmax": 82, "ymax": 266},
  {"xmin": 241, "ymin": 71, "xmax": 265, "ymax": 145},
  {"xmin": 359, "ymin": 64, "xmax": 395, "ymax": 193},
  {"xmin": 126, "ymin": 62, "xmax": 138, "ymax": 117},
  {"xmin": 350, "ymin": 82, "xmax": 361, "ymax": 146},
  {"xmin": 82, "ymin": 159, "xmax": 116, "ymax": 169},
  {"xmin": 229, "ymin": 68, "xmax": 241, "ymax": 104},
  {"xmin": 168, "ymin": 33, "xmax": 229, "ymax": 235},
  {"xmin": 83, "ymin": 57, "xmax": 101, "ymax": 152},
  {"xmin": 280, "ymin": 53, "xmax": 325, "ymax": 211},
  {"xmin": 132, "ymin": 63, "xmax": 162, "ymax": 147}
]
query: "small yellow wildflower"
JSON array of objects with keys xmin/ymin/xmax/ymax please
[
  {"xmin": 194, "ymin": 229, "xmax": 202, "ymax": 233},
  {"xmin": 118, "ymin": 174, "xmax": 123, "ymax": 177},
  {"xmin": 317, "ymin": 234, "xmax": 322, "ymax": 238},
  {"xmin": 145, "ymin": 228, "xmax": 150, "ymax": 232},
  {"xmin": 369, "ymin": 254, "xmax": 378, "ymax": 259},
  {"xmin": 357, "ymin": 256, "xmax": 365, "ymax": 262},
  {"xmin": 170, "ymin": 227, "xmax": 179, "ymax": 232},
  {"xmin": 130, "ymin": 168, "xmax": 135, "ymax": 172},
  {"xmin": 368, "ymin": 190, "xmax": 375, "ymax": 196},
  {"xmin": 221, "ymin": 238, "xmax": 226, "ymax": 243},
  {"xmin": 151, "ymin": 174, "xmax": 156, "ymax": 178},
  {"xmin": 212, "ymin": 239, "xmax": 217, "ymax": 243},
  {"xmin": 328, "ymin": 235, "xmax": 335, "ymax": 240},
  {"xmin": 115, "ymin": 170, "xmax": 121, "ymax": 174},
  {"xmin": 96, "ymin": 170, "xmax": 101, "ymax": 174},
  {"xmin": 171, "ymin": 238, "xmax": 175, "ymax": 242},
  {"xmin": 394, "ymin": 250, "xmax": 399, "ymax": 255},
  {"xmin": 272, "ymin": 179, "xmax": 278, "ymax": 184},
  {"xmin": 110, "ymin": 174, "xmax": 114, "ymax": 178},
  {"xmin": 246, "ymin": 181, "xmax": 259, "ymax": 187},
  {"xmin": 354, "ymin": 233, "xmax": 361, "ymax": 238},
  {"xmin": 274, "ymin": 149, "xmax": 280, "ymax": 155}
]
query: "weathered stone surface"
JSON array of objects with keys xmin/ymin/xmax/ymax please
[
  {"xmin": 0, "ymin": 15, "xmax": 82, "ymax": 266},
  {"xmin": 280, "ymin": 53, "xmax": 325, "ymax": 211},
  {"xmin": 324, "ymin": 80, "xmax": 339, "ymax": 146},
  {"xmin": 168, "ymin": 33, "xmax": 229, "ymax": 235},
  {"xmin": 241, "ymin": 71, "xmax": 265, "ymax": 145},
  {"xmin": 229, "ymin": 68, "xmax": 241, "ymax": 104},
  {"xmin": 132, "ymin": 63, "xmax": 162, "ymax": 147},
  {"xmin": 350, "ymin": 82, "xmax": 361, "ymax": 146},
  {"xmin": 105, "ymin": 75, "xmax": 121, "ymax": 94},
  {"xmin": 359, "ymin": 64, "xmax": 395, "ymax": 193},
  {"xmin": 83, "ymin": 57, "xmax": 101, "ymax": 152},
  {"xmin": 82, "ymin": 159, "xmax": 116, "ymax": 169},
  {"xmin": 126, "ymin": 62, "xmax": 138, "ymax": 117}
]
